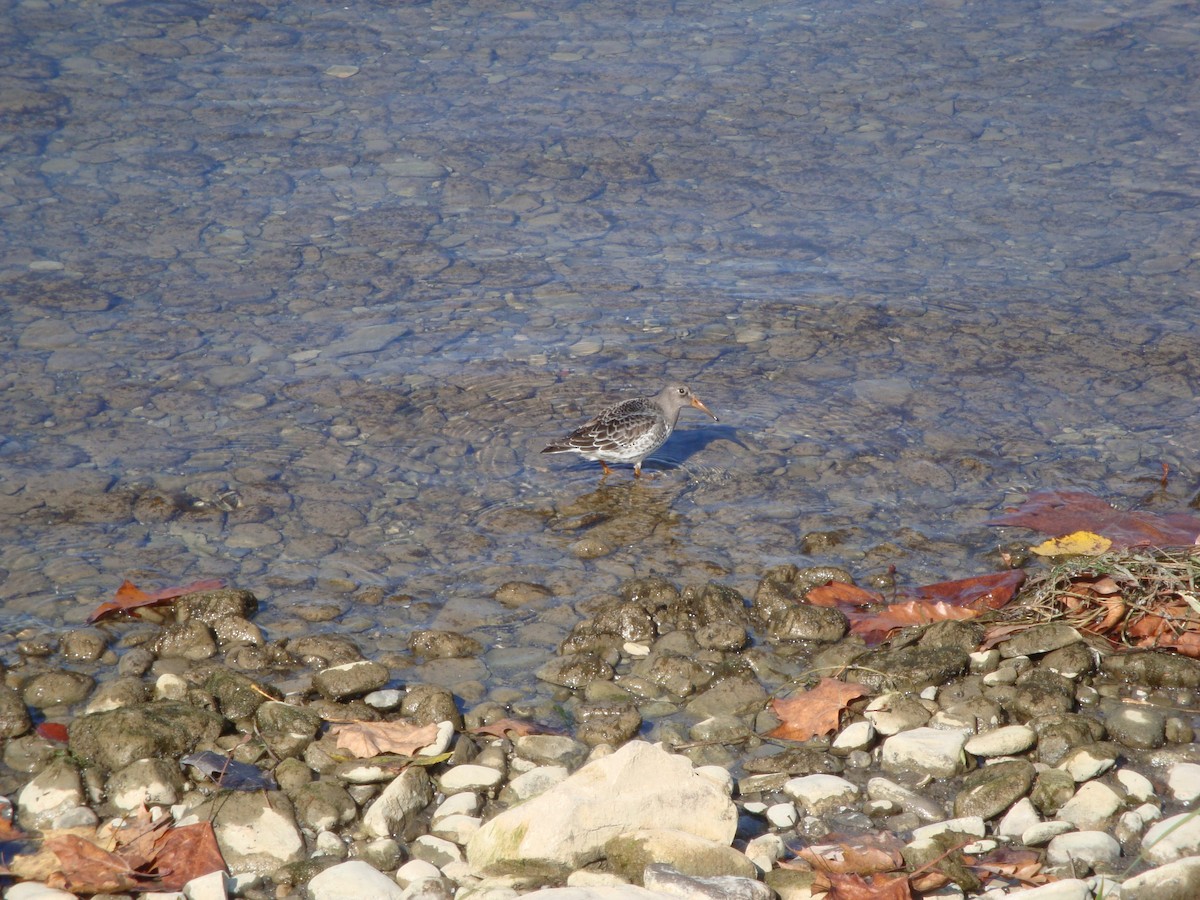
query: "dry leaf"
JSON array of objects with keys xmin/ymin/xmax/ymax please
[
  {"xmin": 796, "ymin": 833, "xmax": 905, "ymax": 875},
  {"xmin": 469, "ymin": 717, "xmax": 541, "ymax": 739},
  {"xmin": 87, "ymin": 578, "xmax": 224, "ymax": 624},
  {"xmin": 1031, "ymin": 531, "xmax": 1112, "ymax": 557},
  {"xmin": 149, "ymin": 822, "xmax": 226, "ymax": 891},
  {"xmin": 331, "ymin": 720, "xmax": 441, "ymax": 758},
  {"xmin": 45, "ymin": 834, "xmax": 141, "ymax": 894},
  {"xmin": 847, "ymin": 600, "xmax": 982, "ymax": 644},
  {"xmin": 913, "ymin": 570, "xmax": 1024, "ymax": 610},
  {"xmin": 826, "ymin": 871, "xmax": 913, "ymax": 900},
  {"xmin": 767, "ymin": 679, "xmax": 869, "ymax": 742},
  {"xmin": 806, "ymin": 582, "xmax": 881, "ymax": 608},
  {"xmin": 987, "ymin": 490, "xmax": 1200, "ymax": 550}
]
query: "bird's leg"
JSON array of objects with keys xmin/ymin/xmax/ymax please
[
  {"xmin": 633, "ymin": 463, "xmax": 642, "ymax": 478},
  {"xmin": 600, "ymin": 461, "xmax": 613, "ymax": 476}
]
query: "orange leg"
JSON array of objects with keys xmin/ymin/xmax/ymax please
[{"xmin": 600, "ymin": 461, "xmax": 613, "ymax": 476}]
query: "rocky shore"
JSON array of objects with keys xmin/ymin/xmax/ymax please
[{"xmin": 4, "ymin": 569, "xmax": 1200, "ymax": 900}]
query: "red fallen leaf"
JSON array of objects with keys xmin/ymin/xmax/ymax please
[
  {"xmin": 767, "ymin": 678, "xmax": 869, "ymax": 742},
  {"xmin": 826, "ymin": 871, "xmax": 913, "ymax": 900},
  {"xmin": 87, "ymin": 578, "xmax": 224, "ymax": 624},
  {"xmin": 986, "ymin": 490, "xmax": 1200, "ymax": 550},
  {"xmin": 147, "ymin": 822, "xmax": 226, "ymax": 891},
  {"xmin": 913, "ymin": 570, "xmax": 1024, "ymax": 611},
  {"xmin": 796, "ymin": 833, "xmax": 906, "ymax": 875},
  {"xmin": 807, "ymin": 582, "xmax": 881, "ymax": 608},
  {"xmin": 846, "ymin": 600, "xmax": 983, "ymax": 645},
  {"xmin": 36, "ymin": 722, "xmax": 70, "ymax": 743}
]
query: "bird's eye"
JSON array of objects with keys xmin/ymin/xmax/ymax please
[{"xmin": 678, "ymin": 388, "xmax": 686, "ymax": 395}]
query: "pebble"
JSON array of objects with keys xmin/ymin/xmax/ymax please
[
  {"xmin": 964, "ymin": 724, "xmax": 1037, "ymax": 757},
  {"xmin": 308, "ymin": 860, "xmax": 404, "ymax": 899},
  {"xmin": 782, "ymin": 774, "xmax": 859, "ymax": 814},
  {"xmin": 881, "ymin": 727, "xmax": 970, "ymax": 777},
  {"xmin": 1166, "ymin": 761, "xmax": 1200, "ymax": 803},
  {"xmin": 1044, "ymin": 831, "xmax": 1122, "ymax": 873}
]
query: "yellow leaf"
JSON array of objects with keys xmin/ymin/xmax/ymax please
[{"xmin": 1031, "ymin": 531, "xmax": 1112, "ymax": 557}]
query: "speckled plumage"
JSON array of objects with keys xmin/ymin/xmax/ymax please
[{"xmin": 542, "ymin": 383, "xmax": 718, "ymax": 477}]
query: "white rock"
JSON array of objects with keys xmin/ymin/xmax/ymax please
[
  {"xmin": 911, "ymin": 816, "xmax": 985, "ymax": 842},
  {"xmin": 5, "ymin": 883, "xmax": 81, "ymax": 900},
  {"xmin": 865, "ymin": 777, "xmax": 945, "ymax": 822},
  {"xmin": 998, "ymin": 797, "xmax": 1041, "ymax": 839},
  {"xmin": 1021, "ymin": 821, "xmax": 1074, "ymax": 846},
  {"xmin": 969, "ymin": 649, "xmax": 1000, "ymax": 673},
  {"xmin": 1135, "ymin": 801, "xmax": 1162, "ymax": 824},
  {"xmin": 500, "ymin": 765, "xmax": 568, "ymax": 805},
  {"xmin": 745, "ymin": 832, "xmax": 786, "ymax": 870},
  {"xmin": 831, "ymin": 720, "xmax": 875, "ymax": 752},
  {"xmin": 155, "ymin": 673, "xmax": 189, "ymax": 700},
  {"xmin": 1120, "ymin": 856, "xmax": 1200, "ymax": 900},
  {"xmin": 439, "ymin": 764, "xmax": 503, "ymax": 793},
  {"xmin": 1166, "ymin": 762, "xmax": 1200, "ymax": 804},
  {"xmin": 363, "ymin": 768, "xmax": 433, "ymax": 838},
  {"xmin": 518, "ymin": 889, "xmax": 675, "ymax": 899},
  {"xmin": 419, "ymin": 720, "xmax": 456, "ymax": 757},
  {"xmin": 695, "ymin": 765, "xmax": 734, "ymax": 794},
  {"xmin": 433, "ymin": 791, "xmax": 480, "ymax": 821},
  {"xmin": 413, "ymin": 834, "xmax": 463, "ymax": 867},
  {"xmin": 183, "ymin": 869, "xmax": 228, "ymax": 900},
  {"xmin": 396, "ymin": 859, "xmax": 443, "ymax": 887},
  {"xmin": 1115, "ymin": 809, "xmax": 1147, "ymax": 844},
  {"xmin": 313, "ymin": 829, "xmax": 345, "ymax": 858},
  {"xmin": 881, "ymin": 727, "xmax": 970, "ymax": 778},
  {"xmin": 308, "ymin": 860, "xmax": 404, "ymax": 900},
  {"xmin": 864, "ymin": 693, "xmax": 931, "ymax": 735},
  {"xmin": 766, "ymin": 801, "xmax": 798, "ymax": 828},
  {"xmin": 783, "ymin": 774, "xmax": 859, "ymax": 814},
  {"xmin": 1055, "ymin": 781, "xmax": 1123, "ymax": 831},
  {"xmin": 1143, "ymin": 812, "xmax": 1200, "ymax": 865},
  {"xmin": 1116, "ymin": 769, "xmax": 1155, "ymax": 803},
  {"xmin": 623, "ymin": 642, "xmax": 650, "ymax": 657},
  {"xmin": 432, "ymin": 813, "xmax": 482, "ymax": 844},
  {"xmin": 999, "ymin": 879, "xmax": 1092, "ymax": 899},
  {"xmin": 1059, "ymin": 747, "xmax": 1117, "ymax": 781},
  {"xmin": 1045, "ymin": 831, "xmax": 1121, "ymax": 871},
  {"xmin": 964, "ymin": 725, "xmax": 1036, "ymax": 758},
  {"xmin": 203, "ymin": 792, "xmax": 305, "ymax": 876},
  {"xmin": 364, "ymin": 689, "xmax": 404, "ymax": 710},
  {"xmin": 465, "ymin": 740, "xmax": 736, "ymax": 877},
  {"xmin": 566, "ymin": 870, "xmax": 632, "ymax": 887}
]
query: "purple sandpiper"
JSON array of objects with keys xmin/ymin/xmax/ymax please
[{"xmin": 541, "ymin": 383, "xmax": 718, "ymax": 477}]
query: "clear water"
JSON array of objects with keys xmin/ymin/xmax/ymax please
[{"xmin": 1, "ymin": 0, "xmax": 1198, "ymax": 666}]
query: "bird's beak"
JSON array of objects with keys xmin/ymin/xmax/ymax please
[{"xmin": 691, "ymin": 396, "xmax": 718, "ymax": 421}]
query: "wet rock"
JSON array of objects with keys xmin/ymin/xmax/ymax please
[
  {"xmin": 402, "ymin": 684, "xmax": 464, "ymax": 729},
  {"xmin": 632, "ymin": 652, "xmax": 714, "ymax": 697},
  {"xmin": 84, "ymin": 675, "xmax": 151, "ymax": 713},
  {"xmin": 998, "ymin": 624, "xmax": 1084, "ymax": 658},
  {"xmin": 199, "ymin": 666, "xmax": 276, "ymax": 720},
  {"xmin": 293, "ymin": 780, "xmax": 358, "ymax": 831},
  {"xmin": 954, "ymin": 759, "xmax": 1035, "ymax": 819},
  {"xmin": 1105, "ymin": 703, "xmax": 1167, "ymax": 750},
  {"xmin": 362, "ymin": 767, "xmax": 434, "ymax": 838},
  {"xmin": 177, "ymin": 587, "xmax": 259, "ymax": 624},
  {"xmin": 695, "ymin": 621, "xmax": 747, "ymax": 651},
  {"xmin": 1058, "ymin": 743, "xmax": 1120, "ymax": 781},
  {"xmin": 409, "ymin": 629, "xmax": 483, "ymax": 659},
  {"xmin": 881, "ymin": 727, "xmax": 970, "ymax": 778},
  {"xmin": 658, "ymin": 582, "xmax": 749, "ymax": 632},
  {"xmin": 865, "ymin": 778, "xmax": 945, "ymax": 822},
  {"xmin": 308, "ymin": 859, "xmax": 404, "ymax": 899},
  {"xmin": 1102, "ymin": 652, "xmax": 1200, "ymax": 688},
  {"xmin": 864, "ymin": 693, "xmax": 933, "ymax": 735},
  {"xmin": 852, "ymin": 645, "xmax": 969, "ymax": 692},
  {"xmin": 256, "ymin": 700, "xmax": 323, "ymax": 759},
  {"xmin": 1041, "ymin": 642, "xmax": 1094, "ymax": 678},
  {"xmin": 69, "ymin": 701, "xmax": 223, "ymax": 772},
  {"xmin": 606, "ymin": 831, "xmax": 757, "ymax": 882},
  {"xmin": 211, "ymin": 615, "xmax": 265, "ymax": 648},
  {"xmin": 313, "ymin": 660, "xmax": 389, "ymax": 700},
  {"xmin": 495, "ymin": 581, "xmax": 553, "ymax": 608},
  {"xmin": 1121, "ymin": 856, "xmax": 1200, "ymax": 900},
  {"xmin": 288, "ymin": 634, "xmax": 364, "ymax": 667},
  {"xmin": 1030, "ymin": 768, "xmax": 1077, "ymax": 816},
  {"xmin": 0, "ymin": 685, "xmax": 32, "ymax": 738},
  {"xmin": 1031, "ymin": 714, "xmax": 1106, "ymax": 765},
  {"xmin": 576, "ymin": 700, "xmax": 642, "ymax": 747},
  {"xmin": 153, "ymin": 620, "xmax": 218, "ymax": 660},
  {"xmin": 21, "ymin": 669, "xmax": 95, "ymax": 709},
  {"xmin": 537, "ymin": 652, "xmax": 614, "ymax": 689},
  {"xmin": 1011, "ymin": 669, "xmax": 1075, "ymax": 720},
  {"xmin": 192, "ymin": 790, "xmax": 305, "ymax": 876},
  {"xmin": 466, "ymin": 741, "xmax": 736, "ymax": 878},
  {"xmin": 106, "ymin": 758, "xmax": 185, "ymax": 812},
  {"xmin": 767, "ymin": 604, "xmax": 848, "ymax": 643},
  {"xmin": 59, "ymin": 628, "xmax": 108, "ymax": 661},
  {"xmin": 514, "ymin": 734, "xmax": 589, "ymax": 769}
]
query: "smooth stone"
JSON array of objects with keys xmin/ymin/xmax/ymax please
[
  {"xmin": 307, "ymin": 860, "xmax": 403, "ymax": 900},
  {"xmin": 396, "ymin": 859, "xmax": 443, "ymax": 886},
  {"xmin": 431, "ymin": 813, "xmax": 482, "ymax": 844},
  {"xmin": 1143, "ymin": 812, "xmax": 1200, "ymax": 865},
  {"xmin": 5, "ymin": 885, "xmax": 81, "ymax": 900},
  {"xmin": 499, "ymin": 765, "xmax": 569, "ymax": 804},
  {"xmin": 831, "ymin": 720, "xmax": 875, "ymax": 752},
  {"xmin": 1121, "ymin": 856, "xmax": 1200, "ymax": 900},
  {"xmin": 362, "ymin": 768, "xmax": 434, "ymax": 839},
  {"xmin": 782, "ymin": 774, "xmax": 859, "ymax": 814},
  {"xmin": 964, "ymin": 725, "xmax": 1037, "ymax": 757},
  {"xmin": 192, "ymin": 791, "xmax": 305, "ymax": 876},
  {"xmin": 182, "ymin": 869, "xmax": 227, "ymax": 900},
  {"xmin": 1057, "ymin": 743, "xmax": 1119, "ymax": 781},
  {"xmin": 765, "ymin": 802, "xmax": 798, "ymax": 829},
  {"xmin": 432, "ymin": 791, "xmax": 480, "ymax": 821},
  {"xmin": 411, "ymin": 834, "xmax": 463, "ymax": 867},
  {"xmin": 1022, "ymin": 821, "xmax": 1074, "ymax": 846},
  {"xmin": 1106, "ymin": 704, "xmax": 1167, "ymax": 750},
  {"xmin": 863, "ymin": 694, "xmax": 932, "ymax": 735},
  {"xmin": 998, "ymin": 624, "xmax": 1083, "ymax": 657},
  {"xmin": 514, "ymin": 735, "xmax": 590, "ymax": 768},
  {"xmin": 1117, "ymin": 769, "xmax": 1155, "ymax": 803},
  {"xmin": 880, "ymin": 727, "xmax": 970, "ymax": 778},
  {"xmin": 1045, "ymin": 831, "xmax": 1121, "ymax": 873},
  {"xmin": 106, "ymin": 758, "xmax": 184, "ymax": 812},
  {"xmin": 911, "ymin": 816, "xmax": 985, "ymax": 842},
  {"xmin": 439, "ymin": 764, "xmax": 504, "ymax": 793},
  {"xmin": 466, "ymin": 741, "xmax": 736, "ymax": 877},
  {"xmin": 1055, "ymin": 781, "xmax": 1124, "ymax": 831},
  {"xmin": 998, "ymin": 798, "xmax": 1041, "ymax": 840},
  {"xmin": 1166, "ymin": 762, "xmax": 1200, "ymax": 803},
  {"xmin": 954, "ymin": 759, "xmax": 1035, "ymax": 819},
  {"xmin": 15, "ymin": 757, "xmax": 86, "ymax": 829},
  {"xmin": 999, "ymin": 880, "xmax": 1091, "ymax": 899},
  {"xmin": 865, "ymin": 777, "xmax": 945, "ymax": 822},
  {"xmin": 312, "ymin": 661, "xmax": 389, "ymax": 701}
]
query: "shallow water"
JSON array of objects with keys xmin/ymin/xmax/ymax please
[{"xmin": 2, "ymin": 0, "xmax": 1199, "ymax": 682}]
